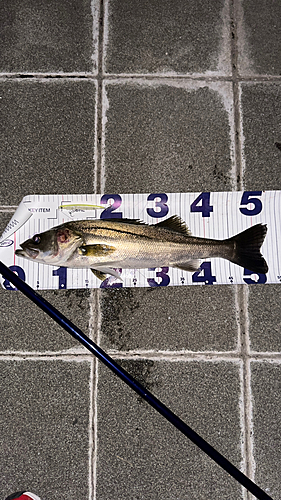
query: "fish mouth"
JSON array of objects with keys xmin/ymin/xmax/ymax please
[{"xmin": 15, "ymin": 246, "xmax": 39, "ymax": 259}]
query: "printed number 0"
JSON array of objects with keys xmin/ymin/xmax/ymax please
[
  {"xmin": 239, "ymin": 191, "xmax": 262, "ymax": 216},
  {"xmin": 2, "ymin": 265, "xmax": 26, "ymax": 290}
]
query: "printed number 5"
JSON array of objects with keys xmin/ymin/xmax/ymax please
[{"xmin": 239, "ymin": 191, "xmax": 262, "ymax": 216}]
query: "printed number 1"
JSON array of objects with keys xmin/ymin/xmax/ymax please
[{"xmin": 52, "ymin": 267, "xmax": 67, "ymax": 289}]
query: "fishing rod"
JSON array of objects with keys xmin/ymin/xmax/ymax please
[{"xmin": 0, "ymin": 261, "xmax": 274, "ymax": 500}]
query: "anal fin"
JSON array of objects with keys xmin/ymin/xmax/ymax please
[
  {"xmin": 91, "ymin": 269, "xmax": 107, "ymax": 281},
  {"xmin": 175, "ymin": 260, "xmax": 201, "ymax": 272},
  {"xmin": 90, "ymin": 267, "xmax": 122, "ymax": 281}
]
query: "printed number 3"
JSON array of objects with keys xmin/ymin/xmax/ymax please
[
  {"xmin": 147, "ymin": 193, "xmax": 169, "ymax": 218},
  {"xmin": 147, "ymin": 267, "xmax": 170, "ymax": 287}
]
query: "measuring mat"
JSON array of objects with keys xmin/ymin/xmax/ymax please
[{"xmin": 0, "ymin": 191, "xmax": 280, "ymax": 290}]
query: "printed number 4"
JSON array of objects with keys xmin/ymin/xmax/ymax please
[
  {"xmin": 190, "ymin": 192, "xmax": 213, "ymax": 218},
  {"xmin": 192, "ymin": 262, "xmax": 216, "ymax": 285}
]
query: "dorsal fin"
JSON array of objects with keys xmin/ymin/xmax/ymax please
[{"xmin": 155, "ymin": 215, "xmax": 191, "ymax": 236}]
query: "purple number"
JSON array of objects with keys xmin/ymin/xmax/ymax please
[
  {"xmin": 147, "ymin": 267, "xmax": 170, "ymax": 287},
  {"xmin": 52, "ymin": 267, "xmax": 67, "ymax": 289},
  {"xmin": 2, "ymin": 265, "xmax": 26, "ymax": 290},
  {"xmin": 190, "ymin": 192, "xmax": 213, "ymax": 218},
  {"xmin": 100, "ymin": 269, "xmax": 123, "ymax": 288},
  {"xmin": 239, "ymin": 191, "xmax": 262, "ymax": 216},
  {"xmin": 192, "ymin": 262, "xmax": 216, "ymax": 285},
  {"xmin": 243, "ymin": 268, "xmax": 267, "ymax": 284},
  {"xmin": 147, "ymin": 193, "xmax": 169, "ymax": 218},
  {"xmin": 100, "ymin": 194, "xmax": 123, "ymax": 219}
]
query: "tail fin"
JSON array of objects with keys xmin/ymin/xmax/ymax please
[{"xmin": 226, "ymin": 224, "xmax": 268, "ymax": 274}]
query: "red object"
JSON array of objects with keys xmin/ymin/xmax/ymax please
[{"xmin": 5, "ymin": 493, "xmax": 41, "ymax": 500}]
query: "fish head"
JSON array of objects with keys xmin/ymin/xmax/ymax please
[{"xmin": 15, "ymin": 225, "xmax": 82, "ymax": 265}]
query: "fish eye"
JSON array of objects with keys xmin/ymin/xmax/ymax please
[{"xmin": 32, "ymin": 234, "xmax": 41, "ymax": 244}]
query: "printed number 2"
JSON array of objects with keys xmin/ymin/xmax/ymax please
[
  {"xmin": 100, "ymin": 194, "xmax": 123, "ymax": 219},
  {"xmin": 147, "ymin": 267, "xmax": 170, "ymax": 287},
  {"xmin": 239, "ymin": 191, "xmax": 262, "ymax": 216},
  {"xmin": 192, "ymin": 262, "xmax": 216, "ymax": 285},
  {"xmin": 2, "ymin": 265, "xmax": 26, "ymax": 290},
  {"xmin": 100, "ymin": 269, "xmax": 123, "ymax": 288},
  {"xmin": 190, "ymin": 192, "xmax": 213, "ymax": 217}
]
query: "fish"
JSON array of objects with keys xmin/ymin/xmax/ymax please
[{"xmin": 15, "ymin": 216, "xmax": 268, "ymax": 280}]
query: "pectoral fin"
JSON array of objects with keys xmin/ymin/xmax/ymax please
[
  {"xmin": 78, "ymin": 244, "xmax": 116, "ymax": 257},
  {"xmin": 175, "ymin": 260, "xmax": 201, "ymax": 272},
  {"xmin": 90, "ymin": 267, "xmax": 122, "ymax": 281}
]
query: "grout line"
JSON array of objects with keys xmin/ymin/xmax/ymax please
[
  {"xmin": 95, "ymin": 77, "xmax": 103, "ymax": 194},
  {"xmin": 0, "ymin": 354, "xmax": 93, "ymax": 361},
  {"xmin": 234, "ymin": 282, "xmax": 247, "ymax": 499},
  {"xmin": 88, "ymin": 358, "xmax": 95, "ymax": 500},
  {"xmin": 0, "ymin": 73, "xmax": 280, "ymax": 82},
  {"xmin": 236, "ymin": 284, "xmax": 251, "ymax": 500},
  {"xmin": 89, "ymin": 288, "xmax": 100, "ymax": 343},
  {"xmin": 92, "ymin": 347, "xmax": 99, "ymax": 500},
  {"xmin": 94, "ymin": 0, "xmax": 105, "ymax": 194},
  {"xmin": 92, "ymin": 290, "xmax": 102, "ymax": 500},
  {"xmin": 91, "ymin": 0, "xmax": 105, "ymax": 496},
  {"xmin": 230, "ymin": 0, "xmax": 243, "ymax": 192},
  {"xmin": 238, "ymin": 284, "xmax": 254, "ymax": 500},
  {"xmin": 0, "ymin": 350, "xmax": 280, "ymax": 361},
  {"xmin": 0, "ymin": 206, "xmax": 18, "ymax": 211},
  {"xmin": 230, "ymin": 3, "xmax": 248, "ymax": 497}
]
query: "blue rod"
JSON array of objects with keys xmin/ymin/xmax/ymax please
[{"xmin": 0, "ymin": 261, "xmax": 274, "ymax": 500}]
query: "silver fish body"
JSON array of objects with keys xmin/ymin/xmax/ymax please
[{"xmin": 15, "ymin": 216, "xmax": 268, "ymax": 279}]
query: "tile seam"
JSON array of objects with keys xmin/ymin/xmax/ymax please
[
  {"xmin": 231, "ymin": 2, "xmax": 248, "ymax": 497},
  {"xmin": 94, "ymin": 0, "xmax": 105, "ymax": 194},
  {"xmin": 92, "ymin": 291, "xmax": 102, "ymax": 500},
  {"xmin": 1, "ymin": 351, "xmax": 280, "ymax": 360},
  {"xmin": 92, "ymin": 349, "xmax": 99, "ymax": 500},
  {"xmin": 91, "ymin": 0, "xmax": 105, "ymax": 496},
  {"xmin": 88, "ymin": 358, "xmax": 95, "ymax": 500},
  {"xmin": 0, "ymin": 73, "xmax": 280, "ymax": 81}
]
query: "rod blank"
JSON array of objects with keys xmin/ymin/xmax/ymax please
[{"xmin": 0, "ymin": 261, "xmax": 274, "ymax": 500}]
